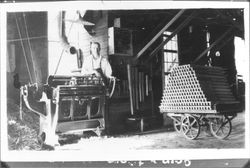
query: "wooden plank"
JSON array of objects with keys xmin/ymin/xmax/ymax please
[
  {"xmin": 146, "ymin": 11, "xmax": 197, "ymax": 63},
  {"xmin": 134, "ymin": 9, "xmax": 186, "ymax": 60},
  {"xmin": 131, "ymin": 67, "xmax": 135, "ymax": 108},
  {"xmin": 212, "ymin": 34, "xmax": 234, "ymax": 52},
  {"xmin": 135, "ymin": 67, "xmax": 139, "ymax": 110},
  {"xmin": 142, "ymin": 72, "xmax": 145, "ymax": 102},
  {"xmin": 160, "ymin": 109, "xmax": 217, "ymax": 114},
  {"xmin": 127, "ymin": 64, "xmax": 134, "ymax": 115},
  {"xmin": 145, "ymin": 74, "xmax": 149, "ymax": 96},
  {"xmin": 150, "ymin": 63, "xmax": 154, "ymax": 115},
  {"xmin": 69, "ymin": 98, "xmax": 75, "ymax": 120},
  {"xmin": 139, "ymin": 72, "xmax": 142, "ymax": 102},
  {"xmin": 56, "ymin": 118, "xmax": 103, "ymax": 133},
  {"xmin": 193, "ymin": 27, "xmax": 234, "ymax": 63}
]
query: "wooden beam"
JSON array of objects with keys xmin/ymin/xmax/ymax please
[
  {"xmin": 163, "ymin": 49, "xmax": 178, "ymax": 53},
  {"xmin": 150, "ymin": 63, "xmax": 154, "ymax": 116},
  {"xmin": 135, "ymin": 67, "xmax": 139, "ymax": 110},
  {"xmin": 161, "ymin": 49, "xmax": 165, "ymax": 93},
  {"xmin": 134, "ymin": 9, "xmax": 186, "ymax": 61},
  {"xmin": 127, "ymin": 64, "xmax": 134, "ymax": 115},
  {"xmin": 193, "ymin": 27, "xmax": 234, "ymax": 64},
  {"xmin": 146, "ymin": 11, "xmax": 197, "ymax": 63},
  {"xmin": 214, "ymin": 34, "xmax": 234, "ymax": 51}
]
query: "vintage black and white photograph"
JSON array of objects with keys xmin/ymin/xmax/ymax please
[{"xmin": 1, "ymin": 1, "xmax": 249, "ymax": 163}]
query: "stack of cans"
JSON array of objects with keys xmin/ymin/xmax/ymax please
[{"xmin": 160, "ymin": 64, "xmax": 237, "ymax": 113}]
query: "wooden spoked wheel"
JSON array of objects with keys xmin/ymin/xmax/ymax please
[
  {"xmin": 173, "ymin": 117, "xmax": 182, "ymax": 133},
  {"xmin": 209, "ymin": 115, "xmax": 232, "ymax": 139},
  {"xmin": 181, "ymin": 114, "xmax": 200, "ymax": 140}
]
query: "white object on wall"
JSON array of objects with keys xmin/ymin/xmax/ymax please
[{"xmin": 234, "ymin": 36, "xmax": 247, "ymax": 79}]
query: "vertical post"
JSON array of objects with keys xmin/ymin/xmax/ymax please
[
  {"xmin": 140, "ymin": 118, "xmax": 144, "ymax": 132},
  {"xmin": 145, "ymin": 75, "xmax": 149, "ymax": 96},
  {"xmin": 135, "ymin": 67, "xmax": 139, "ymax": 110},
  {"xmin": 19, "ymin": 87, "xmax": 23, "ymax": 120},
  {"xmin": 87, "ymin": 99, "xmax": 92, "ymax": 119},
  {"xmin": 139, "ymin": 72, "xmax": 142, "ymax": 102},
  {"xmin": 52, "ymin": 89, "xmax": 60, "ymax": 132},
  {"xmin": 150, "ymin": 63, "xmax": 154, "ymax": 116},
  {"xmin": 235, "ymin": 74, "xmax": 239, "ymax": 97},
  {"xmin": 127, "ymin": 64, "xmax": 134, "ymax": 115},
  {"xmin": 206, "ymin": 29, "xmax": 211, "ymax": 66},
  {"xmin": 142, "ymin": 72, "xmax": 145, "ymax": 102},
  {"xmin": 103, "ymin": 95, "xmax": 109, "ymax": 134},
  {"xmin": 70, "ymin": 97, "xmax": 75, "ymax": 120},
  {"xmin": 131, "ymin": 67, "xmax": 136, "ymax": 109},
  {"xmin": 162, "ymin": 49, "xmax": 165, "ymax": 93}
]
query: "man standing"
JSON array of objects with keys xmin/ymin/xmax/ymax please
[
  {"xmin": 81, "ymin": 42, "xmax": 112, "ymax": 79},
  {"xmin": 80, "ymin": 42, "xmax": 113, "ymax": 120}
]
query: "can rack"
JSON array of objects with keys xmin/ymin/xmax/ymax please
[{"xmin": 160, "ymin": 64, "xmax": 243, "ymax": 140}]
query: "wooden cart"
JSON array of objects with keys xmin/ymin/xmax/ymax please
[
  {"xmin": 160, "ymin": 64, "xmax": 244, "ymax": 140},
  {"xmin": 166, "ymin": 108, "xmax": 240, "ymax": 140}
]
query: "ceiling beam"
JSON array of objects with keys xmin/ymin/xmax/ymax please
[
  {"xmin": 145, "ymin": 11, "xmax": 197, "ymax": 63},
  {"xmin": 213, "ymin": 34, "xmax": 234, "ymax": 53},
  {"xmin": 193, "ymin": 26, "xmax": 234, "ymax": 64},
  {"xmin": 215, "ymin": 10, "xmax": 244, "ymax": 32},
  {"xmin": 134, "ymin": 9, "xmax": 186, "ymax": 61}
]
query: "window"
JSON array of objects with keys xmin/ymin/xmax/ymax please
[{"xmin": 163, "ymin": 31, "xmax": 179, "ymax": 87}]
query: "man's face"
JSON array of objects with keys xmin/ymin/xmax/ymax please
[{"xmin": 91, "ymin": 43, "xmax": 99, "ymax": 56}]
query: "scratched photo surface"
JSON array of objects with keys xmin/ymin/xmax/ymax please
[{"xmin": 1, "ymin": 1, "xmax": 249, "ymax": 164}]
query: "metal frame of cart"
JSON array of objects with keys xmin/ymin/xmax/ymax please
[{"xmin": 165, "ymin": 106, "xmax": 241, "ymax": 140}]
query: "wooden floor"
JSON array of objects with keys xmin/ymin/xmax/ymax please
[{"xmin": 54, "ymin": 111, "xmax": 245, "ymax": 150}]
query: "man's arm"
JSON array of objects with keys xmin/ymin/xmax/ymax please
[{"xmin": 101, "ymin": 58, "xmax": 112, "ymax": 78}]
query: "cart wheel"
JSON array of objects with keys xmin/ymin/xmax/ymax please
[
  {"xmin": 173, "ymin": 117, "xmax": 182, "ymax": 133},
  {"xmin": 181, "ymin": 114, "xmax": 200, "ymax": 140},
  {"xmin": 209, "ymin": 115, "xmax": 232, "ymax": 139}
]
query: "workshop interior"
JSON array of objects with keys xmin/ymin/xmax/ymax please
[{"xmin": 6, "ymin": 8, "xmax": 247, "ymax": 148}]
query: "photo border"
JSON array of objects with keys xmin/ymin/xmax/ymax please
[{"xmin": 1, "ymin": 0, "xmax": 249, "ymax": 163}]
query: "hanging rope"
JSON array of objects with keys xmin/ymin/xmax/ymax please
[
  {"xmin": 23, "ymin": 13, "xmax": 38, "ymax": 84},
  {"xmin": 53, "ymin": 11, "xmax": 76, "ymax": 75},
  {"xmin": 15, "ymin": 13, "xmax": 33, "ymax": 83}
]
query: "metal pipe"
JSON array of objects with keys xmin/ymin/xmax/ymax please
[{"xmin": 59, "ymin": 11, "xmax": 76, "ymax": 55}]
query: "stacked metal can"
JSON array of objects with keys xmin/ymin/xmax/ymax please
[{"xmin": 160, "ymin": 64, "xmax": 237, "ymax": 113}]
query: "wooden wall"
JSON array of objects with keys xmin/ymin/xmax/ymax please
[
  {"xmin": 7, "ymin": 12, "xmax": 48, "ymax": 102},
  {"xmin": 48, "ymin": 10, "xmax": 108, "ymax": 75},
  {"xmin": 81, "ymin": 10, "xmax": 109, "ymax": 59}
]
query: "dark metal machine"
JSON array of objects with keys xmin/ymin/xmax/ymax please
[
  {"xmin": 20, "ymin": 74, "xmax": 115, "ymax": 146},
  {"xmin": 45, "ymin": 75, "xmax": 109, "ymax": 134}
]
